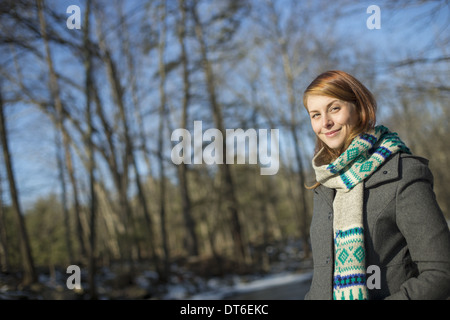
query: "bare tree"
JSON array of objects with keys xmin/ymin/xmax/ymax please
[
  {"xmin": 0, "ymin": 166, "xmax": 10, "ymax": 273},
  {"xmin": 0, "ymin": 85, "xmax": 37, "ymax": 286},
  {"xmin": 175, "ymin": 0, "xmax": 199, "ymax": 258},
  {"xmin": 156, "ymin": 0, "xmax": 170, "ymax": 281},
  {"xmin": 92, "ymin": 1, "xmax": 140, "ymax": 273},
  {"xmin": 36, "ymin": 0, "xmax": 74, "ymax": 263},
  {"xmin": 191, "ymin": 0, "xmax": 249, "ymax": 266},
  {"xmin": 81, "ymin": 0, "xmax": 98, "ymax": 300},
  {"xmin": 264, "ymin": 0, "xmax": 311, "ymax": 257},
  {"xmin": 119, "ymin": 0, "xmax": 162, "ymax": 273}
]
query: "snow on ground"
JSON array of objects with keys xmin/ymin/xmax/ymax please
[{"xmin": 169, "ymin": 271, "xmax": 314, "ymax": 300}]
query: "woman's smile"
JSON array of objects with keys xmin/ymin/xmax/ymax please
[{"xmin": 324, "ymin": 128, "xmax": 341, "ymax": 137}]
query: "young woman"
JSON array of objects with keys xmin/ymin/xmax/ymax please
[{"xmin": 303, "ymin": 70, "xmax": 450, "ymax": 300}]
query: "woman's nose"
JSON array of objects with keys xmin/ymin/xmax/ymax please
[{"xmin": 322, "ymin": 114, "xmax": 333, "ymax": 128}]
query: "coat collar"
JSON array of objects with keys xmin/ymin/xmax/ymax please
[
  {"xmin": 364, "ymin": 152, "xmax": 400, "ymax": 188},
  {"xmin": 314, "ymin": 185, "xmax": 335, "ymax": 208}
]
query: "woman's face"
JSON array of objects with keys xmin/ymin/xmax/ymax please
[{"xmin": 307, "ymin": 95, "xmax": 359, "ymax": 150}]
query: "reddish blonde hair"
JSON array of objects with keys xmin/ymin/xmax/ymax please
[{"xmin": 303, "ymin": 70, "xmax": 377, "ymax": 187}]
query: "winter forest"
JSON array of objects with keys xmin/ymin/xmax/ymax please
[{"xmin": 0, "ymin": 0, "xmax": 449, "ymax": 300}]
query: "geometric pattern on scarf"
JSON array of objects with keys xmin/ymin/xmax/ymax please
[
  {"xmin": 326, "ymin": 125, "xmax": 411, "ymax": 190},
  {"xmin": 312, "ymin": 125, "xmax": 411, "ymax": 300},
  {"xmin": 333, "ymin": 224, "xmax": 368, "ymax": 300}
]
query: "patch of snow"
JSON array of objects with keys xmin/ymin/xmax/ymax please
[{"xmin": 188, "ymin": 272, "xmax": 313, "ymax": 300}]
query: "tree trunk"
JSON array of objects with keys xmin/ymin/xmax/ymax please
[
  {"xmin": 0, "ymin": 85, "xmax": 36, "ymax": 286},
  {"xmin": 119, "ymin": 1, "xmax": 162, "ymax": 271},
  {"xmin": 191, "ymin": 3, "xmax": 248, "ymax": 266},
  {"xmin": 93, "ymin": 3, "xmax": 139, "ymax": 272},
  {"xmin": 176, "ymin": 0, "xmax": 199, "ymax": 257},
  {"xmin": 0, "ymin": 168, "xmax": 10, "ymax": 273},
  {"xmin": 157, "ymin": 1, "xmax": 170, "ymax": 281},
  {"xmin": 54, "ymin": 128, "xmax": 73, "ymax": 263},
  {"xmin": 37, "ymin": 0, "xmax": 75, "ymax": 264},
  {"xmin": 81, "ymin": 0, "xmax": 98, "ymax": 300},
  {"xmin": 271, "ymin": 1, "xmax": 311, "ymax": 258}
]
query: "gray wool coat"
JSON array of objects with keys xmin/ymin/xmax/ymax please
[{"xmin": 305, "ymin": 152, "xmax": 450, "ymax": 300}]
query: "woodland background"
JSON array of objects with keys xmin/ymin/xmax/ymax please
[{"xmin": 0, "ymin": 0, "xmax": 448, "ymax": 299}]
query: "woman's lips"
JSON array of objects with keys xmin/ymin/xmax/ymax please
[{"xmin": 324, "ymin": 128, "xmax": 341, "ymax": 137}]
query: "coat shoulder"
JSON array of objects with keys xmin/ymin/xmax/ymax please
[
  {"xmin": 398, "ymin": 152, "xmax": 429, "ymax": 167},
  {"xmin": 365, "ymin": 152, "xmax": 430, "ymax": 189},
  {"xmin": 398, "ymin": 152, "xmax": 434, "ymax": 184}
]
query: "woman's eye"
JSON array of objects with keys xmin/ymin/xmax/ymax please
[
  {"xmin": 330, "ymin": 106, "xmax": 340, "ymax": 112},
  {"xmin": 311, "ymin": 113, "xmax": 320, "ymax": 119}
]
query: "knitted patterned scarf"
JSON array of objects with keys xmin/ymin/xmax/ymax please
[{"xmin": 312, "ymin": 125, "xmax": 411, "ymax": 300}]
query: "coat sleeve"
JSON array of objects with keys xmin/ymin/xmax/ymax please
[{"xmin": 385, "ymin": 155, "xmax": 450, "ymax": 300}]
